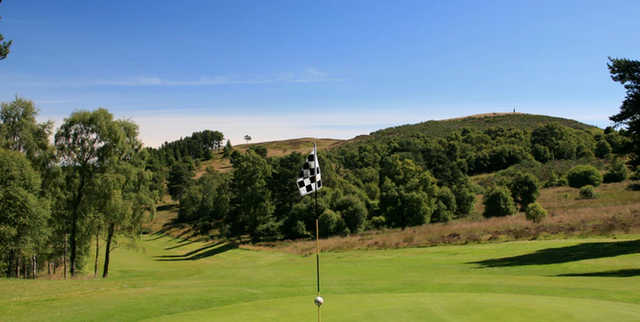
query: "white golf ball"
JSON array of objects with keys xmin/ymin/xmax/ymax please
[{"xmin": 314, "ymin": 296, "xmax": 324, "ymax": 306}]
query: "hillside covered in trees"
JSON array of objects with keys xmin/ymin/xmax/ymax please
[
  {"xmin": 166, "ymin": 112, "xmax": 636, "ymax": 244},
  {"xmin": 1, "ymin": 97, "xmax": 638, "ymax": 279}
]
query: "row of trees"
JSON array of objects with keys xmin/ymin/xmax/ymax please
[{"xmin": 0, "ymin": 98, "xmax": 159, "ymax": 278}]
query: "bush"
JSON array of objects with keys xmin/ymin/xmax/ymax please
[
  {"xmin": 579, "ymin": 185, "xmax": 596, "ymax": 199},
  {"xmin": 603, "ymin": 158, "xmax": 629, "ymax": 183},
  {"xmin": 508, "ymin": 172, "xmax": 539, "ymax": 211},
  {"xmin": 532, "ymin": 144, "xmax": 552, "ymax": 163},
  {"xmin": 525, "ymin": 202, "xmax": 547, "ymax": 223},
  {"xmin": 595, "ymin": 140, "xmax": 612, "ymax": 158},
  {"xmin": 544, "ymin": 171, "xmax": 567, "ymax": 187},
  {"xmin": 318, "ymin": 209, "xmax": 347, "ymax": 237},
  {"xmin": 483, "ymin": 186, "xmax": 517, "ymax": 218},
  {"xmin": 370, "ymin": 216, "xmax": 386, "ymax": 229},
  {"xmin": 567, "ymin": 165, "xmax": 602, "ymax": 188}
]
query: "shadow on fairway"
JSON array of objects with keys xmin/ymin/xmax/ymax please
[
  {"xmin": 557, "ymin": 269, "xmax": 640, "ymax": 277},
  {"xmin": 471, "ymin": 239, "xmax": 640, "ymax": 268},
  {"xmin": 154, "ymin": 242, "xmax": 235, "ymax": 261}
]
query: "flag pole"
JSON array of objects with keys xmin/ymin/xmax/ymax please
[{"xmin": 314, "ymin": 141, "xmax": 321, "ymax": 322}]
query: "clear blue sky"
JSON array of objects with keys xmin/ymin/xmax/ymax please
[{"xmin": 1, "ymin": 0, "xmax": 638, "ymax": 147}]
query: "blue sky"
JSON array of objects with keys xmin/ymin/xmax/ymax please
[{"xmin": 1, "ymin": 0, "xmax": 638, "ymax": 147}]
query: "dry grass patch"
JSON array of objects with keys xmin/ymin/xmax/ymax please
[{"xmin": 258, "ymin": 205, "xmax": 640, "ymax": 256}]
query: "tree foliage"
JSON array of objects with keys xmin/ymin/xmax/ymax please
[
  {"xmin": 567, "ymin": 165, "xmax": 602, "ymax": 188},
  {"xmin": 483, "ymin": 186, "xmax": 516, "ymax": 218},
  {"xmin": 608, "ymin": 57, "xmax": 640, "ymax": 168}
]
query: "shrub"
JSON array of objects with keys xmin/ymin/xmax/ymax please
[
  {"xmin": 579, "ymin": 185, "xmax": 596, "ymax": 199},
  {"xmin": 544, "ymin": 171, "xmax": 567, "ymax": 187},
  {"xmin": 370, "ymin": 216, "xmax": 386, "ymax": 229},
  {"xmin": 318, "ymin": 209, "xmax": 346, "ymax": 237},
  {"xmin": 567, "ymin": 165, "xmax": 602, "ymax": 188},
  {"xmin": 508, "ymin": 172, "xmax": 539, "ymax": 211},
  {"xmin": 525, "ymin": 202, "xmax": 547, "ymax": 223},
  {"xmin": 532, "ymin": 144, "xmax": 552, "ymax": 163},
  {"xmin": 603, "ymin": 158, "xmax": 629, "ymax": 183},
  {"xmin": 595, "ymin": 140, "xmax": 612, "ymax": 159},
  {"xmin": 631, "ymin": 170, "xmax": 640, "ymax": 181},
  {"xmin": 483, "ymin": 186, "xmax": 517, "ymax": 218}
]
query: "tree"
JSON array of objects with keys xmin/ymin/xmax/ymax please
[
  {"xmin": 223, "ymin": 140, "xmax": 233, "ymax": 158},
  {"xmin": 0, "ymin": 97, "xmax": 55, "ymax": 170},
  {"xmin": 608, "ymin": 57, "xmax": 640, "ymax": 168},
  {"xmin": 595, "ymin": 140, "xmax": 612, "ymax": 159},
  {"xmin": 249, "ymin": 145, "xmax": 267, "ymax": 158},
  {"xmin": 507, "ymin": 172, "xmax": 539, "ymax": 211},
  {"xmin": 379, "ymin": 156, "xmax": 437, "ymax": 228},
  {"xmin": 226, "ymin": 150, "xmax": 276, "ymax": 242},
  {"xmin": 525, "ymin": 202, "xmax": 547, "ymax": 223},
  {"xmin": 432, "ymin": 187, "xmax": 456, "ymax": 223},
  {"xmin": 54, "ymin": 108, "xmax": 128, "ymax": 276},
  {"xmin": 0, "ymin": 149, "xmax": 49, "ymax": 278},
  {"xmin": 334, "ymin": 195, "xmax": 367, "ymax": 234},
  {"xmin": 483, "ymin": 186, "xmax": 516, "ymax": 218},
  {"xmin": 244, "ymin": 135, "xmax": 252, "ymax": 144},
  {"xmin": 167, "ymin": 161, "xmax": 194, "ymax": 201},
  {"xmin": 567, "ymin": 165, "xmax": 602, "ymax": 188},
  {"xmin": 603, "ymin": 158, "xmax": 629, "ymax": 183},
  {"xmin": 0, "ymin": 0, "xmax": 11, "ymax": 60},
  {"xmin": 93, "ymin": 120, "xmax": 155, "ymax": 278}
]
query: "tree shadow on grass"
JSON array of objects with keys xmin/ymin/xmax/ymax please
[
  {"xmin": 471, "ymin": 240, "xmax": 640, "ymax": 268},
  {"xmin": 154, "ymin": 242, "xmax": 235, "ymax": 261},
  {"xmin": 558, "ymin": 269, "xmax": 640, "ymax": 277}
]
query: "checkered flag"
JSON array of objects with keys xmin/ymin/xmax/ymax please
[{"xmin": 296, "ymin": 144, "xmax": 322, "ymax": 196}]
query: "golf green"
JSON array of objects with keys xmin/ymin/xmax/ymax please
[{"xmin": 2, "ymin": 235, "xmax": 640, "ymax": 321}]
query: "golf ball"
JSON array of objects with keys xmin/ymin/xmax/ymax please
[{"xmin": 314, "ymin": 296, "xmax": 324, "ymax": 306}]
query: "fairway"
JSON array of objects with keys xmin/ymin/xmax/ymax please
[{"xmin": 3, "ymin": 235, "xmax": 640, "ymax": 321}]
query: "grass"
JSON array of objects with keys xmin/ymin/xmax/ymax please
[{"xmin": 3, "ymin": 235, "xmax": 640, "ymax": 321}]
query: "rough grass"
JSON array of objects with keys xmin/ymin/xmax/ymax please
[
  {"xmin": 195, "ymin": 138, "xmax": 342, "ymax": 176},
  {"xmin": 261, "ymin": 181, "xmax": 640, "ymax": 255}
]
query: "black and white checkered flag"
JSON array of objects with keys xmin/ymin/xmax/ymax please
[{"xmin": 296, "ymin": 144, "xmax": 322, "ymax": 196}]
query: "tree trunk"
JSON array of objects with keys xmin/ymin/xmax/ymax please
[
  {"xmin": 63, "ymin": 235, "xmax": 67, "ymax": 280},
  {"xmin": 69, "ymin": 210, "xmax": 78, "ymax": 276},
  {"xmin": 70, "ymin": 175, "xmax": 87, "ymax": 277},
  {"xmin": 94, "ymin": 229, "xmax": 100, "ymax": 278},
  {"xmin": 102, "ymin": 223, "xmax": 115, "ymax": 278},
  {"xmin": 7, "ymin": 250, "xmax": 14, "ymax": 278},
  {"xmin": 22, "ymin": 257, "xmax": 26, "ymax": 279},
  {"xmin": 32, "ymin": 255, "xmax": 37, "ymax": 279}
]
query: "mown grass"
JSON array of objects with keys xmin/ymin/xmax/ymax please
[{"xmin": 3, "ymin": 234, "xmax": 640, "ymax": 321}]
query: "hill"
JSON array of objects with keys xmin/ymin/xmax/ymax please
[
  {"xmin": 196, "ymin": 112, "xmax": 601, "ymax": 175},
  {"xmin": 346, "ymin": 112, "xmax": 601, "ymax": 146}
]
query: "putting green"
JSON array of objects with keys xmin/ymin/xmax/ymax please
[
  {"xmin": 146, "ymin": 293, "xmax": 640, "ymax": 322},
  {"xmin": 3, "ymin": 235, "xmax": 640, "ymax": 321}
]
